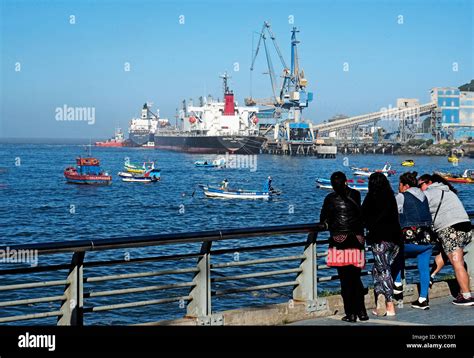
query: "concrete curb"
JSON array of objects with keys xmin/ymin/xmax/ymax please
[{"xmin": 141, "ymin": 279, "xmax": 467, "ymax": 326}]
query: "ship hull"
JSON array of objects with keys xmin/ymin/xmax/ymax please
[
  {"xmin": 95, "ymin": 141, "xmax": 124, "ymax": 147},
  {"xmin": 129, "ymin": 132, "xmax": 155, "ymax": 147},
  {"xmin": 154, "ymin": 135, "xmax": 266, "ymax": 154}
]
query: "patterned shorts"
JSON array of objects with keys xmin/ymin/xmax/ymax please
[{"xmin": 437, "ymin": 226, "xmax": 472, "ymax": 254}]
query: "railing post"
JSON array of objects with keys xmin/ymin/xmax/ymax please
[
  {"xmin": 465, "ymin": 231, "xmax": 474, "ymax": 288},
  {"xmin": 293, "ymin": 232, "xmax": 317, "ymax": 301},
  {"xmin": 58, "ymin": 251, "xmax": 84, "ymax": 326},
  {"xmin": 186, "ymin": 241, "xmax": 212, "ymax": 318}
]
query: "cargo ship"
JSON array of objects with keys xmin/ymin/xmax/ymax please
[
  {"xmin": 154, "ymin": 73, "xmax": 266, "ymax": 154},
  {"xmin": 95, "ymin": 128, "xmax": 125, "ymax": 147},
  {"xmin": 128, "ymin": 103, "xmax": 168, "ymax": 147}
]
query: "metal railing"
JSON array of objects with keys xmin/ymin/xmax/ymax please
[{"xmin": 0, "ymin": 213, "xmax": 472, "ymax": 325}]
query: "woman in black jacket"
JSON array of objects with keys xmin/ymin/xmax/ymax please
[
  {"xmin": 320, "ymin": 171, "xmax": 368, "ymax": 322},
  {"xmin": 362, "ymin": 172, "xmax": 402, "ymax": 316}
]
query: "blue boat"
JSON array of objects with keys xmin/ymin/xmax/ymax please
[{"xmin": 315, "ymin": 178, "xmax": 368, "ymax": 191}]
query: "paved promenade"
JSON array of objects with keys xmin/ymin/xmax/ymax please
[{"xmin": 291, "ymin": 296, "xmax": 474, "ymax": 326}]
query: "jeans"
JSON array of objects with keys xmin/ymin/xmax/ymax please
[
  {"xmin": 394, "ymin": 243, "xmax": 433, "ymax": 298},
  {"xmin": 337, "ymin": 265, "xmax": 366, "ymax": 315}
]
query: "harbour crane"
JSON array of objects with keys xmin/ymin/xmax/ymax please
[{"xmin": 247, "ymin": 21, "xmax": 313, "ymax": 123}]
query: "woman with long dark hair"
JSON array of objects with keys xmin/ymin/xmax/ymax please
[
  {"xmin": 320, "ymin": 171, "xmax": 368, "ymax": 322},
  {"xmin": 418, "ymin": 173, "xmax": 473, "ymax": 306},
  {"xmin": 362, "ymin": 172, "xmax": 401, "ymax": 316}
]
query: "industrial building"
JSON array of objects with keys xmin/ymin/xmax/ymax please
[{"xmin": 430, "ymin": 80, "xmax": 474, "ymax": 140}]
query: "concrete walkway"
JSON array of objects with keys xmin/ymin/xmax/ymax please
[{"xmin": 291, "ymin": 296, "xmax": 474, "ymax": 326}]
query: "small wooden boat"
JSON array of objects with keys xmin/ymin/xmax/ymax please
[
  {"xmin": 194, "ymin": 158, "xmax": 226, "ymax": 168},
  {"xmin": 121, "ymin": 168, "xmax": 161, "ymax": 183},
  {"xmin": 351, "ymin": 163, "xmax": 395, "ymax": 177},
  {"xmin": 436, "ymin": 169, "xmax": 474, "ymax": 184},
  {"xmin": 199, "ymin": 184, "xmax": 280, "ymax": 199},
  {"xmin": 315, "ymin": 178, "xmax": 368, "ymax": 191},
  {"xmin": 64, "ymin": 157, "xmax": 112, "ymax": 185},
  {"xmin": 401, "ymin": 160, "xmax": 415, "ymax": 167},
  {"xmin": 124, "ymin": 161, "xmax": 155, "ymax": 174},
  {"xmin": 448, "ymin": 155, "xmax": 459, "ymax": 163}
]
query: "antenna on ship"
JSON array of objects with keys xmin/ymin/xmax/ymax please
[{"xmin": 220, "ymin": 72, "xmax": 232, "ymax": 94}]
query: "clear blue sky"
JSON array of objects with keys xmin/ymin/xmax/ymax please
[{"xmin": 1, "ymin": 0, "xmax": 472, "ymax": 138}]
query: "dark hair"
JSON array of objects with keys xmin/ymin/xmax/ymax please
[
  {"xmin": 330, "ymin": 171, "xmax": 347, "ymax": 196},
  {"xmin": 430, "ymin": 173, "xmax": 458, "ymax": 195},
  {"xmin": 418, "ymin": 173, "xmax": 432, "ymax": 183},
  {"xmin": 399, "ymin": 171, "xmax": 418, "ymax": 188},
  {"xmin": 368, "ymin": 172, "xmax": 394, "ymax": 196}
]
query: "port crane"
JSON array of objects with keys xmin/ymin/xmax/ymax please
[
  {"xmin": 248, "ymin": 21, "xmax": 313, "ymax": 123},
  {"xmin": 247, "ymin": 21, "xmax": 315, "ymax": 145}
]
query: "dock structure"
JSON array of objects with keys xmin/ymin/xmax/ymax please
[
  {"xmin": 261, "ymin": 139, "xmax": 337, "ymax": 158},
  {"xmin": 314, "ymin": 102, "xmax": 436, "ymax": 140},
  {"xmin": 0, "ymin": 214, "xmax": 472, "ymax": 326}
]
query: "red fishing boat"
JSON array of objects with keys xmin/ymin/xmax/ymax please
[
  {"xmin": 64, "ymin": 157, "xmax": 112, "ymax": 185},
  {"xmin": 436, "ymin": 169, "xmax": 474, "ymax": 184}
]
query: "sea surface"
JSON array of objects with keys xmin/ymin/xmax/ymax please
[{"xmin": 1, "ymin": 144, "xmax": 473, "ymax": 325}]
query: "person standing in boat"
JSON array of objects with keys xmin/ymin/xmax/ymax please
[
  {"xmin": 320, "ymin": 171, "xmax": 368, "ymax": 323},
  {"xmin": 267, "ymin": 176, "xmax": 273, "ymax": 192},
  {"xmin": 418, "ymin": 174, "xmax": 473, "ymax": 306},
  {"xmin": 220, "ymin": 179, "xmax": 229, "ymax": 190},
  {"xmin": 362, "ymin": 172, "xmax": 401, "ymax": 317}
]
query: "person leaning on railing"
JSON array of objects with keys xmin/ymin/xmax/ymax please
[
  {"xmin": 418, "ymin": 173, "xmax": 474, "ymax": 306},
  {"xmin": 320, "ymin": 171, "xmax": 368, "ymax": 323},
  {"xmin": 393, "ymin": 171, "xmax": 434, "ymax": 310}
]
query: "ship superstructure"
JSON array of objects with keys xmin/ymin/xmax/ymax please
[{"xmin": 154, "ymin": 73, "xmax": 266, "ymax": 154}]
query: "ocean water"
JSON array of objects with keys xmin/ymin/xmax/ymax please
[{"xmin": 1, "ymin": 144, "xmax": 473, "ymax": 325}]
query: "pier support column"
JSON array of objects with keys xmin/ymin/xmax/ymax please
[
  {"xmin": 293, "ymin": 232, "xmax": 317, "ymax": 301},
  {"xmin": 58, "ymin": 251, "xmax": 84, "ymax": 326},
  {"xmin": 187, "ymin": 241, "xmax": 212, "ymax": 317}
]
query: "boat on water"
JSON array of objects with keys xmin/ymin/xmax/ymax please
[
  {"xmin": 315, "ymin": 178, "xmax": 368, "ymax": 191},
  {"xmin": 124, "ymin": 161, "xmax": 155, "ymax": 174},
  {"xmin": 64, "ymin": 157, "xmax": 112, "ymax": 185},
  {"xmin": 448, "ymin": 155, "xmax": 460, "ymax": 163},
  {"xmin": 194, "ymin": 157, "xmax": 226, "ymax": 168},
  {"xmin": 95, "ymin": 128, "xmax": 125, "ymax": 147},
  {"xmin": 351, "ymin": 163, "xmax": 395, "ymax": 177},
  {"xmin": 128, "ymin": 103, "xmax": 167, "ymax": 148},
  {"xmin": 402, "ymin": 160, "xmax": 415, "ymax": 167},
  {"xmin": 436, "ymin": 169, "xmax": 474, "ymax": 184},
  {"xmin": 154, "ymin": 73, "xmax": 266, "ymax": 154},
  {"xmin": 198, "ymin": 184, "xmax": 280, "ymax": 199},
  {"xmin": 119, "ymin": 167, "xmax": 161, "ymax": 183}
]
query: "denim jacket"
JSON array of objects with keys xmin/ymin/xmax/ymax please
[{"xmin": 397, "ymin": 189, "xmax": 432, "ymax": 228}]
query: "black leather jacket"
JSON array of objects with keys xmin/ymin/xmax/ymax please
[{"xmin": 320, "ymin": 188, "xmax": 363, "ymax": 234}]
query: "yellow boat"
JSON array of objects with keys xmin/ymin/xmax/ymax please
[
  {"xmin": 401, "ymin": 160, "xmax": 415, "ymax": 167},
  {"xmin": 448, "ymin": 155, "xmax": 459, "ymax": 163}
]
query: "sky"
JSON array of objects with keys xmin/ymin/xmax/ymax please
[{"xmin": 0, "ymin": 0, "xmax": 472, "ymax": 139}]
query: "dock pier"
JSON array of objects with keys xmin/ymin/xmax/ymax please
[{"xmin": 261, "ymin": 140, "xmax": 337, "ymax": 158}]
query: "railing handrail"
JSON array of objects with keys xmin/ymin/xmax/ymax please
[
  {"xmin": 0, "ymin": 223, "xmax": 326, "ymax": 255},
  {"xmin": 3, "ymin": 211, "xmax": 473, "ymax": 256}
]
